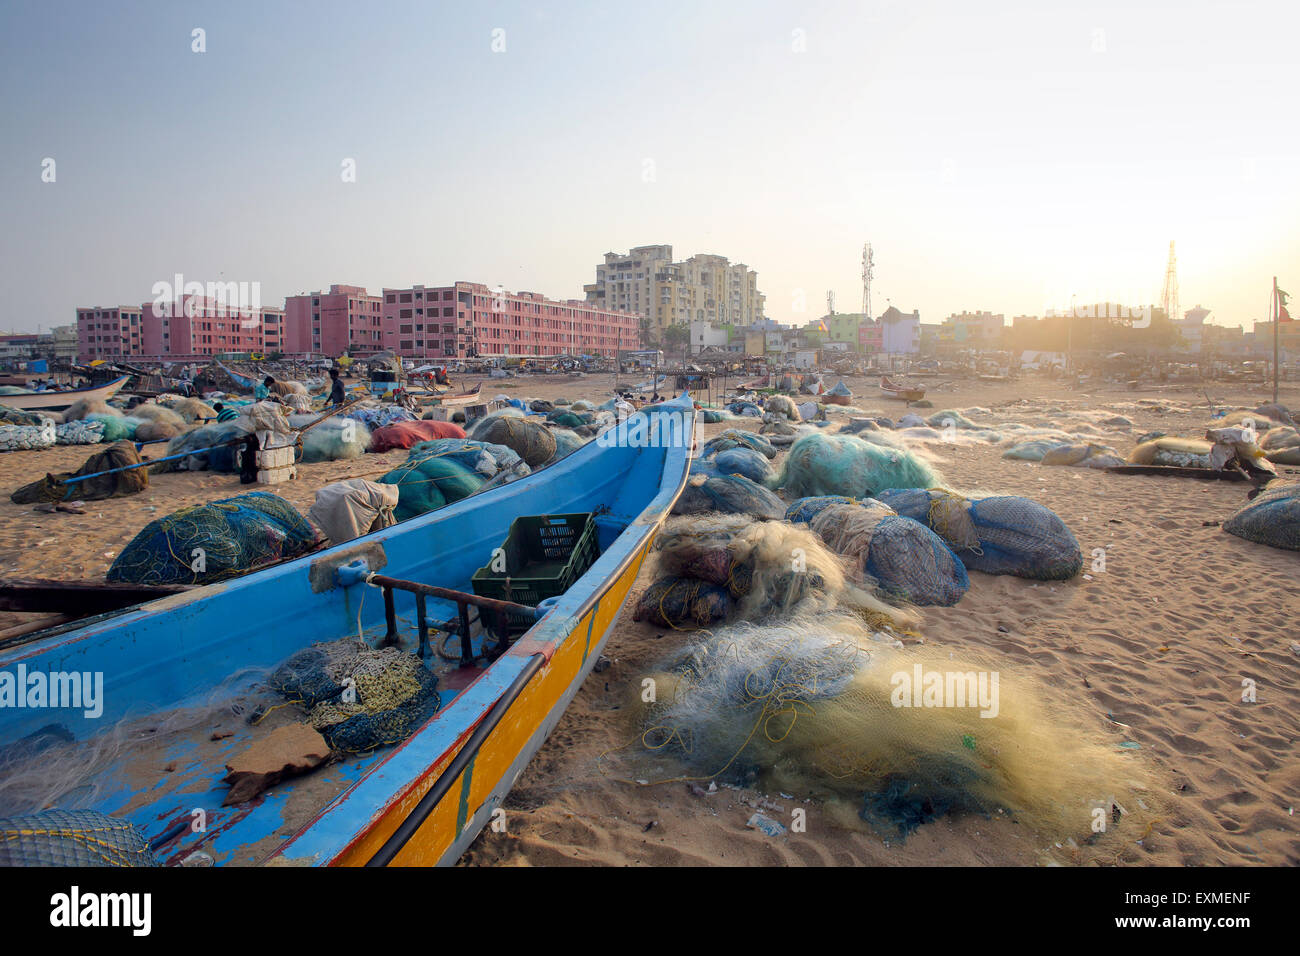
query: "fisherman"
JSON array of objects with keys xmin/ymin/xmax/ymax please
[
  {"xmin": 213, "ymin": 402, "xmax": 239, "ymax": 423},
  {"xmin": 328, "ymin": 368, "xmax": 346, "ymax": 406},
  {"xmin": 254, "ymin": 376, "xmax": 273, "ymax": 401}
]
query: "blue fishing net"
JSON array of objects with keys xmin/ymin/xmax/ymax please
[
  {"xmin": 1223, "ymin": 482, "xmax": 1300, "ymax": 551},
  {"xmin": 963, "ymin": 496, "xmax": 1082, "ymax": 580},
  {"xmin": 674, "ymin": 475, "xmax": 786, "ymax": 520},
  {"xmin": 0, "ymin": 809, "xmax": 158, "ymax": 867},
  {"xmin": 712, "ymin": 447, "xmax": 774, "ymax": 483},
  {"xmin": 863, "ymin": 516, "xmax": 970, "ymax": 606},
  {"xmin": 107, "ymin": 492, "xmax": 318, "ymax": 585},
  {"xmin": 784, "ymin": 495, "xmax": 862, "ymax": 524},
  {"xmin": 700, "ymin": 429, "xmax": 777, "ymax": 460}
]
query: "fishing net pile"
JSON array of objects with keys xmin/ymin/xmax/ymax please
[
  {"xmin": 809, "ymin": 501, "xmax": 969, "ymax": 606},
  {"xmin": 547, "ymin": 428, "xmax": 589, "ymax": 463},
  {"xmin": 0, "ymin": 404, "xmax": 49, "ymax": 426},
  {"xmin": 0, "ymin": 809, "xmax": 158, "ymax": 867},
  {"xmin": 308, "ymin": 479, "xmax": 399, "ymax": 544},
  {"xmin": 159, "ymin": 396, "xmax": 217, "ymax": 423},
  {"xmin": 700, "ymin": 430, "xmax": 777, "ymax": 460},
  {"xmin": 85, "ymin": 413, "xmax": 140, "ymax": 442},
  {"xmin": 766, "ymin": 394, "xmax": 800, "ymax": 421},
  {"xmin": 1222, "ymin": 480, "xmax": 1300, "ymax": 551},
  {"xmin": 706, "ymin": 447, "xmax": 774, "ymax": 483},
  {"xmin": 11, "ymin": 441, "xmax": 148, "ymax": 504},
  {"xmin": 770, "ymin": 433, "xmax": 940, "ymax": 498},
  {"xmin": 62, "ymin": 398, "xmax": 118, "ymax": 421},
  {"xmin": 54, "ymin": 419, "xmax": 106, "ymax": 445},
  {"xmin": 158, "ymin": 421, "xmax": 253, "ymax": 472},
  {"xmin": 470, "ymin": 415, "xmax": 556, "ymax": 467},
  {"xmin": 1034, "ymin": 443, "xmax": 1123, "ymax": 468},
  {"xmin": 406, "ymin": 437, "xmax": 530, "ymax": 480},
  {"xmin": 369, "ymin": 419, "xmax": 467, "ymax": 453},
  {"xmin": 632, "ymin": 514, "xmax": 907, "ymax": 631},
  {"xmin": 611, "ymin": 615, "xmax": 1157, "ymax": 851},
  {"xmin": 673, "ymin": 474, "xmax": 786, "ymax": 520},
  {"xmin": 0, "ymin": 423, "xmax": 56, "ymax": 452},
  {"xmin": 344, "ymin": 405, "xmax": 417, "ymax": 430},
  {"xmin": 107, "ymin": 492, "xmax": 318, "ymax": 585},
  {"xmin": 288, "ymin": 416, "xmax": 371, "ymax": 462},
  {"xmin": 267, "ymin": 639, "xmax": 441, "ymax": 753},
  {"xmin": 1126, "ymin": 437, "xmax": 1214, "ymax": 468},
  {"xmin": 378, "ymin": 444, "xmax": 488, "ymax": 520},
  {"xmin": 1260, "ymin": 426, "xmax": 1300, "ymax": 465}
]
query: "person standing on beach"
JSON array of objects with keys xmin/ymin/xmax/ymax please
[{"xmin": 328, "ymin": 368, "xmax": 346, "ymax": 407}]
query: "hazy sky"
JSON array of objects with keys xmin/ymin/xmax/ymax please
[{"xmin": 2, "ymin": 0, "xmax": 1296, "ymax": 333}]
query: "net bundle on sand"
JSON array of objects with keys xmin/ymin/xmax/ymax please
[
  {"xmin": 1223, "ymin": 480, "xmax": 1300, "ymax": 551},
  {"xmin": 673, "ymin": 474, "xmax": 787, "ymax": 520},
  {"xmin": 770, "ymin": 432, "xmax": 940, "ymax": 498},
  {"xmin": 468, "ymin": 415, "xmax": 556, "ymax": 468},
  {"xmin": 633, "ymin": 514, "xmax": 913, "ymax": 631},
  {"xmin": 107, "ymin": 492, "xmax": 318, "ymax": 585},
  {"xmin": 808, "ymin": 501, "xmax": 969, "ymax": 607},
  {"xmin": 605, "ymin": 613, "xmax": 1159, "ymax": 857}
]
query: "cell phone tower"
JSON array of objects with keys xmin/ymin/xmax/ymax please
[
  {"xmin": 861, "ymin": 242, "xmax": 874, "ymax": 319},
  {"xmin": 1160, "ymin": 240, "xmax": 1179, "ymax": 322}
]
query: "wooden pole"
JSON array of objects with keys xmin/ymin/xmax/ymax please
[{"xmin": 1273, "ymin": 276, "xmax": 1280, "ymax": 405}]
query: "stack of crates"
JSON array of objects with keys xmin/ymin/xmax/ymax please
[
  {"xmin": 471, "ymin": 513, "xmax": 598, "ymax": 636},
  {"xmin": 254, "ymin": 430, "xmax": 297, "ymax": 484}
]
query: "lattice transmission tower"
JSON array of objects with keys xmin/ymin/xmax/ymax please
[{"xmin": 1160, "ymin": 240, "xmax": 1180, "ymax": 322}]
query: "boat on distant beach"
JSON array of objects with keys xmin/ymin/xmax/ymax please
[
  {"xmin": 0, "ymin": 375, "xmax": 131, "ymax": 413},
  {"xmin": 879, "ymin": 376, "xmax": 926, "ymax": 402}
]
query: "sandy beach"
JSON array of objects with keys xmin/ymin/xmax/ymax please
[{"xmin": 1, "ymin": 373, "xmax": 1297, "ymax": 867}]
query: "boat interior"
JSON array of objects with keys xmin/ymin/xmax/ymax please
[{"xmin": 0, "ymin": 404, "xmax": 690, "ymax": 865}]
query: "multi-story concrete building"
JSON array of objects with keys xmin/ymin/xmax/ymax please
[
  {"xmin": 283, "ymin": 284, "xmax": 384, "ymax": 358},
  {"xmin": 879, "ymin": 306, "xmax": 921, "ymax": 354},
  {"xmin": 76, "ymin": 305, "xmax": 147, "ymax": 361},
  {"xmin": 940, "ymin": 311, "xmax": 1005, "ymax": 349},
  {"xmin": 382, "ymin": 282, "xmax": 639, "ymax": 360},
  {"xmin": 586, "ymin": 245, "xmax": 766, "ymax": 332},
  {"xmin": 76, "ymin": 299, "xmax": 284, "ymax": 362}
]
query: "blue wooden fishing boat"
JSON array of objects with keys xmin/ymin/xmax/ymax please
[{"xmin": 0, "ymin": 395, "xmax": 696, "ymax": 866}]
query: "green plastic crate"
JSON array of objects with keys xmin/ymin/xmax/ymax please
[{"xmin": 471, "ymin": 513, "xmax": 598, "ymax": 633}]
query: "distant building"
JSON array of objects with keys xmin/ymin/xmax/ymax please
[
  {"xmin": 283, "ymin": 285, "xmax": 384, "ymax": 358},
  {"xmin": 382, "ymin": 282, "xmax": 639, "ymax": 360},
  {"xmin": 879, "ymin": 306, "xmax": 921, "ymax": 354},
  {"xmin": 76, "ymin": 299, "xmax": 284, "ymax": 362},
  {"xmin": 941, "ymin": 311, "xmax": 1005, "ymax": 349},
  {"xmin": 585, "ymin": 245, "xmax": 765, "ymax": 331}
]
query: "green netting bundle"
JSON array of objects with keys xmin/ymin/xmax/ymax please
[
  {"xmin": 378, "ymin": 455, "xmax": 484, "ymax": 521},
  {"xmin": 0, "ymin": 809, "xmax": 158, "ymax": 867},
  {"xmin": 268, "ymin": 639, "xmax": 441, "ymax": 754},
  {"xmin": 289, "ymin": 416, "xmax": 371, "ymax": 463},
  {"xmin": 86, "ymin": 413, "xmax": 139, "ymax": 442},
  {"xmin": 771, "ymin": 432, "xmax": 940, "ymax": 498},
  {"xmin": 107, "ymin": 492, "xmax": 318, "ymax": 585},
  {"xmin": 1222, "ymin": 481, "xmax": 1300, "ymax": 551},
  {"xmin": 548, "ymin": 411, "xmax": 588, "ymax": 428},
  {"xmin": 548, "ymin": 428, "xmax": 588, "ymax": 464}
]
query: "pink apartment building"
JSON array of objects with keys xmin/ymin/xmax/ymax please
[
  {"xmin": 76, "ymin": 305, "xmax": 147, "ymax": 361},
  {"xmin": 76, "ymin": 298, "xmax": 284, "ymax": 362},
  {"xmin": 283, "ymin": 284, "xmax": 384, "ymax": 358},
  {"xmin": 381, "ymin": 282, "xmax": 640, "ymax": 360}
]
